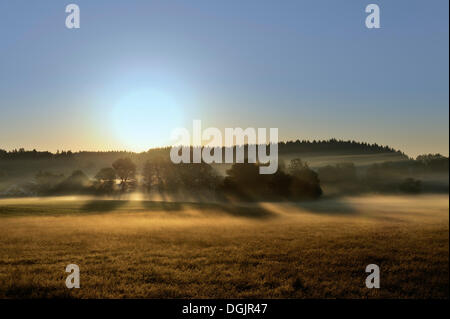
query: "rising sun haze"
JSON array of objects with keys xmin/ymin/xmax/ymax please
[{"xmin": 110, "ymin": 89, "xmax": 184, "ymax": 152}]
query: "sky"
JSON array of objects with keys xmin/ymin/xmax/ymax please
[{"xmin": 0, "ymin": 0, "xmax": 448, "ymax": 157}]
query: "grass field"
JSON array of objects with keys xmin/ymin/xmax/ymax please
[{"xmin": 0, "ymin": 195, "xmax": 448, "ymax": 298}]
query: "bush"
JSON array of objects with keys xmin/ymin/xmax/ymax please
[
  {"xmin": 222, "ymin": 159, "xmax": 322, "ymax": 200},
  {"xmin": 399, "ymin": 178, "xmax": 422, "ymax": 194}
]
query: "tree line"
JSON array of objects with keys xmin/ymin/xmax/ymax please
[
  {"xmin": 0, "ymin": 139, "xmax": 405, "ymax": 161},
  {"xmin": 9, "ymin": 157, "xmax": 322, "ymax": 201},
  {"xmin": 317, "ymin": 154, "xmax": 449, "ymax": 194},
  {"xmin": 1, "ymin": 141, "xmax": 447, "ymax": 198}
]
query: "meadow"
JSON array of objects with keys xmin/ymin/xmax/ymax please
[{"xmin": 0, "ymin": 195, "xmax": 448, "ymax": 298}]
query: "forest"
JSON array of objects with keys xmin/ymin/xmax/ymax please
[{"xmin": 0, "ymin": 140, "xmax": 447, "ymax": 199}]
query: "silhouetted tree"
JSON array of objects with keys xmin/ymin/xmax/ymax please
[
  {"xmin": 142, "ymin": 161, "xmax": 160, "ymax": 193},
  {"xmin": 95, "ymin": 167, "xmax": 116, "ymax": 181},
  {"xmin": 34, "ymin": 171, "xmax": 65, "ymax": 194},
  {"xmin": 268, "ymin": 170, "xmax": 292, "ymax": 196},
  {"xmin": 94, "ymin": 167, "xmax": 117, "ymax": 194},
  {"xmin": 142, "ymin": 159, "xmax": 219, "ymax": 198},
  {"xmin": 288, "ymin": 159, "xmax": 322, "ymax": 198},
  {"xmin": 399, "ymin": 178, "xmax": 422, "ymax": 194},
  {"xmin": 55, "ymin": 170, "xmax": 91, "ymax": 194},
  {"xmin": 222, "ymin": 163, "xmax": 267, "ymax": 199},
  {"xmin": 223, "ymin": 160, "xmax": 322, "ymax": 200},
  {"xmin": 112, "ymin": 158, "xmax": 136, "ymax": 192}
]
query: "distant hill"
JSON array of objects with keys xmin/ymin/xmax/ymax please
[
  {"xmin": 0, "ymin": 139, "xmax": 406, "ymax": 161},
  {"xmin": 275, "ymin": 139, "xmax": 409, "ymax": 169},
  {"xmin": 278, "ymin": 139, "xmax": 406, "ymax": 156},
  {"xmin": 0, "ymin": 140, "xmax": 408, "ymax": 183}
]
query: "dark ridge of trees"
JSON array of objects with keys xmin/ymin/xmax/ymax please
[
  {"xmin": 0, "ymin": 139, "xmax": 406, "ymax": 161},
  {"xmin": 0, "ymin": 148, "xmax": 71, "ymax": 160},
  {"xmin": 278, "ymin": 138, "xmax": 406, "ymax": 156},
  {"xmin": 0, "ymin": 148, "xmax": 142, "ymax": 161}
]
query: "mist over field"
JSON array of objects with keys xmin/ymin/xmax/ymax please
[{"xmin": 0, "ymin": 194, "xmax": 448, "ymax": 298}]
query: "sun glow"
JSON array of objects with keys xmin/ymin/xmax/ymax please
[{"xmin": 110, "ymin": 89, "xmax": 184, "ymax": 152}]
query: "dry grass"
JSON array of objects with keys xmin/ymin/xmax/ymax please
[{"xmin": 0, "ymin": 195, "xmax": 448, "ymax": 298}]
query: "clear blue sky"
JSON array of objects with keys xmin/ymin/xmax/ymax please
[{"xmin": 0, "ymin": 0, "xmax": 448, "ymax": 156}]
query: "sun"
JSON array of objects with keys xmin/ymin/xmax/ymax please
[{"xmin": 110, "ymin": 89, "xmax": 184, "ymax": 152}]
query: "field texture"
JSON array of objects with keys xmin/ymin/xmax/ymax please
[{"xmin": 0, "ymin": 195, "xmax": 448, "ymax": 298}]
